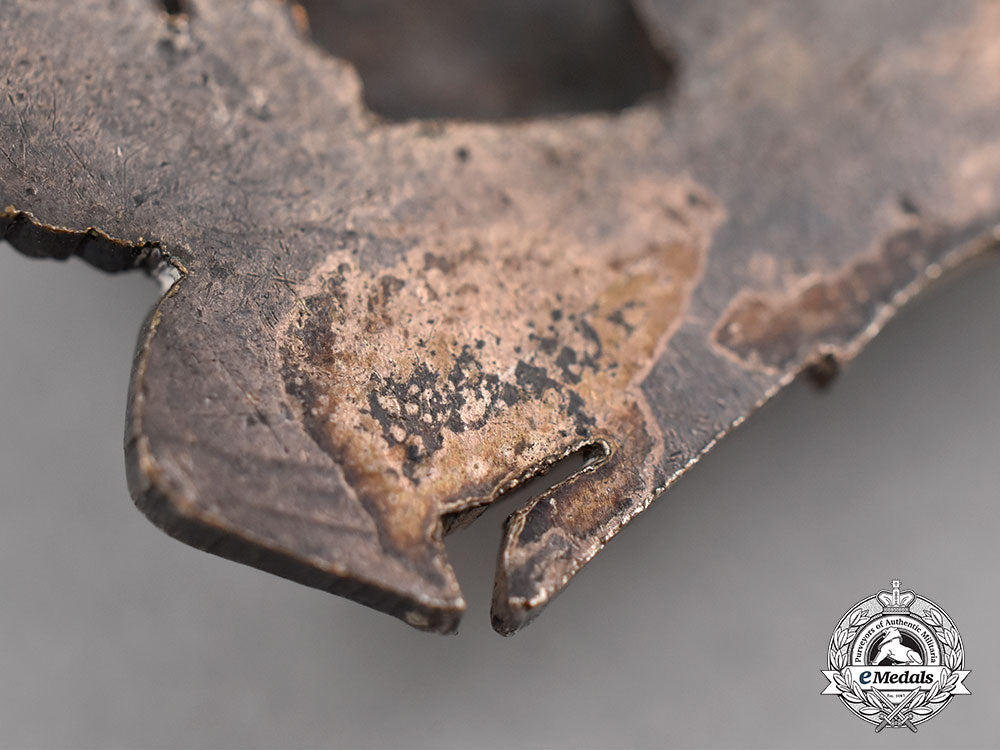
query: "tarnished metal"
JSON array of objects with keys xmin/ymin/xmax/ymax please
[{"xmin": 1, "ymin": 0, "xmax": 999, "ymax": 634}]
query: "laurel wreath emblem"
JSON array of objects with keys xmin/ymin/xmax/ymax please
[{"xmin": 827, "ymin": 604, "xmax": 964, "ymax": 722}]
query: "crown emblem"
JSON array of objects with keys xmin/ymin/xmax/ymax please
[{"xmin": 876, "ymin": 579, "xmax": 916, "ymax": 614}]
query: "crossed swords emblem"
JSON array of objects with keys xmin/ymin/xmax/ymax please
[{"xmin": 869, "ymin": 687, "xmax": 923, "ymax": 733}]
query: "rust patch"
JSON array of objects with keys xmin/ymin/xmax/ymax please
[{"xmin": 279, "ymin": 178, "xmax": 721, "ymax": 571}]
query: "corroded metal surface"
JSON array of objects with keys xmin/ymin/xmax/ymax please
[{"xmin": 2, "ymin": 0, "xmax": 999, "ymax": 634}]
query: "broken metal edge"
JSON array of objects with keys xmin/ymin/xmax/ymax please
[
  {"xmin": 125, "ymin": 433, "xmax": 464, "ymax": 635},
  {"xmin": 0, "ymin": 208, "xmax": 464, "ymax": 633},
  {"xmin": 492, "ymin": 222, "xmax": 1000, "ymax": 635},
  {"xmin": 0, "ymin": 206, "xmax": 180, "ymax": 276},
  {"xmin": 0, "ymin": 207, "xmax": 1000, "ymax": 635},
  {"xmin": 4, "ymin": 208, "xmax": 1000, "ymax": 638},
  {"xmin": 122, "ymin": 273, "xmax": 466, "ymax": 635}
]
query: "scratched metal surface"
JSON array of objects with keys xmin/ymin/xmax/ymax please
[{"xmin": 1, "ymin": 0, "xmax": 999, "ymax": 633}]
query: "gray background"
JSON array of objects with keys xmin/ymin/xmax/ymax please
[{"xmin": 0, "ymin": 243, "xmax": 997, "ymax": 749}]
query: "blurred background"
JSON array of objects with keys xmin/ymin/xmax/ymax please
[{"xmin": 2, "ymin": 0, "xmax": 999, "ymax": 747}]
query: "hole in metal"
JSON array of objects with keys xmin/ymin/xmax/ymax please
[
  {"xmin": 159, "ymin": 0, "xmax": 187, "ymax": 15},
  {"xmin": 296, "ymin": 0, "xmax": 675, "ymax": 121}
]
